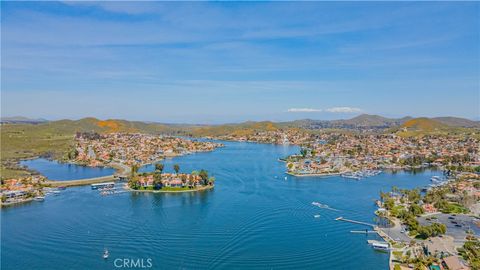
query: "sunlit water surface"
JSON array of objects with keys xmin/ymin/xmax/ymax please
[{"xmin": 2, "ymin": 141, "xmax": 436, "ymax": 269}]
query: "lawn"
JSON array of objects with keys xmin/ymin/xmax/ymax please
[{"xmin": 441, "ymin": 203, "xmax": 469, "ymax": 214}]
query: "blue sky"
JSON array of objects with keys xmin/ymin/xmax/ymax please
[{"xmin": 1, "ymin": 1, "xmax": 479, "ymax": 123}]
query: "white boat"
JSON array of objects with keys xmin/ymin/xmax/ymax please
[
  {"xmin": 312, "ymin": 202, "xmax": 329, "ymax": 208},
  {"xmin": 314, "ymin": 214, "xmax": 321, "ymax": 218},
  {"xmin": 34, "ymin": 196, "xmax": 45, "ymax": 201},
  {"xmin": 372, "ymin": 242, "xmax": 389, "ymax": 251},
  {"xmin": 367, "ymin": 240, "xmax": 389, "ymax": 251},
  {"xmin": 103, "ymin": 249, "xmax": 109, "ymax": 259}
]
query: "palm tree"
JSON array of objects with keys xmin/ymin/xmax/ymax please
[
  {"xmin": 155, "ymin": 163, "xmax": 164, "ymax": 173},
  {"xmin": 173, "ymin": 164, "xmax": 180, "ymax": 174},
  {"xmin": 153, "ymin": 172, "xmax": 162, "ymax": 190},
  {"xmin": 130, "ymin": 164, "xmax": 139, "ymax": 178}
]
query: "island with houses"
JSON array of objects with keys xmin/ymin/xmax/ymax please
[{"xmin": 126, "ymin": 163, "xmax": 215, "ymax": 193}]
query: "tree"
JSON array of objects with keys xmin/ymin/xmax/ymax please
[
  {"xmin": 287, "ymin": 163, "xmax": 294, "ymax": 171},
  {"xmin": 173, "ymin": 164, "xmax": 180, "ymax": 174},
  {"xmin": 408, "ymin": 189, "xmax": 421, "ymax": 204},
  {"xmin": 130, "ymin": 164, "xmax": 139, "ymax": 178},
  {"xmin": 128, "ymin": 177, "xmax": 140, "ymax": 190},
  {"xmin": 409, "ymin": 203, "xmax": 424, "ymax": 216},
  {"xmin": 300, "ymin": 148, "xmax": 308, "ymax": 157},
  {"xmin": 208, "ymin": 177, "xmax": 215, "ymax": 185},
  {"xmin": 153, "ymin": 173, "xmax": 162, "ymax": 190},
  {"xmin": 199, "ymin": 169, "xmax": 209, "ymax": 185},
  {"xmin": 155, "ymin": 163, "xmax": 164, "ymax": 173},
  {"xmin": 181, "ymin": 174, "xmax": 187, "ymax": 185},
  {"xmin": 384, "ymin": 198, "xmax": 395, "ymax": 210}
]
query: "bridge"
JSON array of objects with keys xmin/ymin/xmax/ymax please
[
  {"xmin": 45, "ymin": 175, "xmax": 119, "ymax": 187},
  {"xmin": 44, "ymin": 162, "xmax": 130, "ymax": 187}
]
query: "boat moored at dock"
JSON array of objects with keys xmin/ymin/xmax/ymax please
[
  {"xmin": 91, "ymin": 182, "xmax": 115, "ymax": 190},
  {"xmin": 367, "ymin": 240, "xmax": 390, "ymax": 251}
]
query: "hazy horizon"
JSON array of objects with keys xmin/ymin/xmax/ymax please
[
  {"xmin": 1, "ymin": 113, "xmax": 479, "ymax": 126},
  {"xmin": 2, "ymin": 2, "xmax": 479, "ymax": 123}
]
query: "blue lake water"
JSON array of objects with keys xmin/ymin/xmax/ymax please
[
  {"xmin": 20, "ymin": 158, "xmax": 116, "ymax": 180},
  {"xmin": 2, "ymin": 141, "xmax": 436, "ymax": 269}
]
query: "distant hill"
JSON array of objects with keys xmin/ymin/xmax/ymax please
[
  {"xmin": 0, "ymin": 116, "xmax": 48, "ymax": 124},
  {"xmin": 432, "ymin": 117, "xmax": 480, "ymax": 128},
  {"xmin": 24, "ymin": 117, "xmax": 193, "ymax": 135},
  {"xmin": 192, "ymin": 121, "xmax": 279, "ymax": 136},
  {"xmin": 1, "ymin": 117, "xmax": 195, "ymax": 177},
  {"xmin": 401, "ymin": 118, "xmax": 447, "ymax": 131},
  {"xmin": 332, "ymin": 114, "xmax": 412, "ymax": 128},
  {"xmin": 281, "ymin": 114, "xmax": 412, "ymax": 130}
]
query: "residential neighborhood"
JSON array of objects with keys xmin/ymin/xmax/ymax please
[
  {"xmin": 282, "ymin": 133, "xmax": 479, "ymax": 176},
  {"xmin": 376, "ymin": 173, "xmax": 480, "ymax": 270},
  {"xmin": 71, "ymin": 132, "xmax": 223, "ymax": 167}
]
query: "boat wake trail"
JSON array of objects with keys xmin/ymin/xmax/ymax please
[{"xmin": 311, "ymin": 202, "xmax": 341, "ymax": 212}]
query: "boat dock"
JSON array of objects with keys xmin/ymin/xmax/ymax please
[
  {"xmin": 335, "ymin": 217, "xmax": 376, "ymax": 228},
  {"xmin": 350, "ymin": 230, "xmax": 377, "ymax": 234}
]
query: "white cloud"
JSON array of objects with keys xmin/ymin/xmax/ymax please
[
  {"xmin": 287, "ymin": 108, "xmax": 322, "ymax": 112},
  {"xmin": 325, "ymin": 107, "xmax": 363, "ymax": 113}
]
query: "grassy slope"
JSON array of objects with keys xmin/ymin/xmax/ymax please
[
  {"xmin": 396, "ymin": 117, "xmax": 480, "ymax": 138},
  {"xmin": 192, "ymin": 121, "xmax": 279, "ymax": 137},
  {"xmin": 0, "ymin": 118, "xmax": 188, "ymax": 179}
]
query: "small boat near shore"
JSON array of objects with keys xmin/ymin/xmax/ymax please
[
  {"xmin": 34, "ymin": 196, "xmax": 45, "ymax": 201},
  {"xmin": 341, "ymin": 170, "xmax": 382, "ymax": 180},
  {"xmin": 367, "ymin": 240, "xmax": 389, "ymax": 252}
]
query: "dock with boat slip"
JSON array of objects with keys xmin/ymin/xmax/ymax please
[{"xmin": 335, "ymin": 217, "xmax": 376, "ymax": 228}]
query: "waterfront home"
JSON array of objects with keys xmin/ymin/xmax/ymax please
[
  {"xmin": 423, "ymin": 204, "xmax": 438, "ymax": 213},
  {"xmin": 133, "ymin": 173, "xmax": 205, "ymax": 190},
  {"xmin": 0, "ymin": 176, "xmax": 46, "ymax": 205}
]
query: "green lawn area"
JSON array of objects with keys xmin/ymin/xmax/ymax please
[
  {"xmin": 441, "ymin": 203, "xmax": 469, "ymax": 214},
  {"xmin": 133, "ymin": 186, "xmax": 201, "ymax": 192},
  {"xmin": 159, "ymin": 186, "xmax": 191, "ymax": 191}
]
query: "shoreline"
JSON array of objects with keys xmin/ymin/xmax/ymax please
[
  {"xmin": 124, "ymin": 184, "xmax": 214, "ymax": 193},
  {"xmin": 286, "ymin": 172, "xmax": 342, "ymax": 177},
  {"xmin": 18, "ymin": 147, "xmax": 221, "ymax": 187}
]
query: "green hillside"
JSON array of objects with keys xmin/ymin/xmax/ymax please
[
  {"xmin": 0, "ymin": 118, "xmax": 189, "ymax": 178},
  {"xmin": 192, "ymin": 121, "xmax": 279, "ymax": 137}
]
